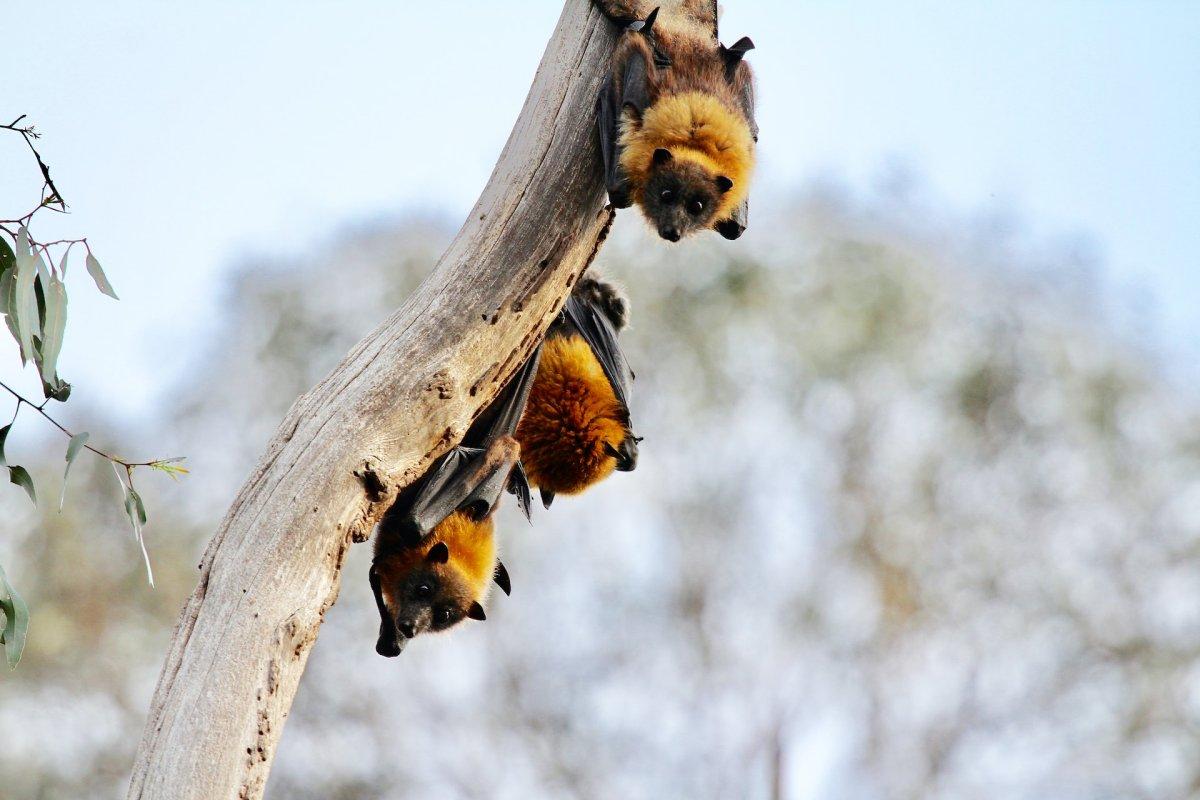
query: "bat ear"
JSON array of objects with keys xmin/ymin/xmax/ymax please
[
  {"xmin": 540, "ymin": 488, "xmax": 555, "ymax": 509},
  {"xmin": 643, "ymin": 6, "xmax": 659, "ymax": 33},
  {"xmin": 369, "ymin": 566, "xmax": 401, "ymax": 658},
  {"xmin": 425, "ymin": 541, "xmax": 450, "ymax": 564},
  {"xmin": 715, "ymin": 175, "xmax": 734, "ymax": 193},
  {"xmin": 467, "ymin": 601, "xmax": 487, "ymax": 621},
  {"xmin": 721, "ymin": 36, "xmax": 755, "ymax": 61},
  {"xmin": 652, "ymin": 147, "xmax": 673, "ymax": 166},
  {"xmin": 494, "ymin": 561, "xmax": 512, "ymax": 596},
  {"xmin": 628, "ymin": 6, "xmax": 659, "ymax": 34}
]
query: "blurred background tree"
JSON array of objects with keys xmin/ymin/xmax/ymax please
[{"xmin": 2, "ymin": 186, "xmax": 1196, "ymax": 799}]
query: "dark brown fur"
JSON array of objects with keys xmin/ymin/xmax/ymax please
[{"xmin": 597, "ymin": 0, "xmax": 757, "ymax": 239}]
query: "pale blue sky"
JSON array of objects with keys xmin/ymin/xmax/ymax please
[{"xmin": 2, "ymin": 1, "xmax": 1198, "ymax": 418}]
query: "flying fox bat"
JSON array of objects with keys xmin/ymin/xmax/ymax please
[
  {"xmin": 369, "ymin": 275, "xmax": 638, "ymax": 656},
  {"xmin": 369, "ymin": 352, "xmax": 539, "ymax": 657},
  {"xmin": 595, "ymin": 1, "xmax": 758, "ymax": 240},
  {"xmin": 515, "ymin": 274, "xmax": 639, "ymax": 508}
]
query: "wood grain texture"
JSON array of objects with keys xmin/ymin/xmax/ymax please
[{"xmin": 126, "ymin": 1, "xmax": 618, "ymax": 796}]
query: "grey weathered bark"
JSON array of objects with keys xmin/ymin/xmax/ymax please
[{"xmin": 126, "ymin": 1, "xmax": 618, "ymax": 797}]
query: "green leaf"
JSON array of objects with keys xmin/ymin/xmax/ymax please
[
  {"xmin": 12, "ymin": 228, "xmax": 40, "ymax": 365},
  {"xmin": 41, "ymin": 376, "xmax": 71, "ymax": 403},
  {"xmin": 38, "ymin": 273, "xmax": 67, "ymax": 386},
  {"xmin": 85, "ymin": 253, "xmax": 118, "ymax": 300},
  {"xmin": 59, "ymin": 432, "xmax": 89, "ymax": 512},
  {"xmin": 9, "ymin": 465, "xmax": 36, "ymax": 506},
  {"xmin": 113, "ymin": 465, "xmax": 154, "ymax": 587},
  {"xmin": 0, "ymin": 260, "xmax": 13, "ymax": 320},
  {"xmin": 2, "ymin": 279, "xmax": 18, "ymax": 345},
  {"xmin": 128, "ymin": 487, "xmax": 148, "ymax": 526},
  {"xmin": 0, "ymin": 563, "xmax": 30, "ymax": 670},
  {"xmin": 0, "ymin": 236, "xmax": 13, "ymax": 315},
  {"xmin": 34, "ymin": 273, "xmax": 46, "ymax": 335},
  {"xmin": 0, "ymin": 235, "xmax": 14, "ymax": 274},
  {"xmin": 0, "ymin": 423, "xmax": 8, "ymax": 467},
  {"xmin": 149, "ymin": 458, "xmax": 190, "ymax": 480},
  {"xmin": 34, "ymin": 251, "xmax": 51, "ymax": 330}
]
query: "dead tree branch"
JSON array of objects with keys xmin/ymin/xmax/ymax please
[{"xmin": 126, "ymin": 1, "xmax": 618, "ymax": 797}]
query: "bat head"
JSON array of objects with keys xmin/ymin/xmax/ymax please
[
  {"xmin": 641, "ymin": 148, "xmax": 733, "ymax": 241},
  {"xmin": 369, "ymin": 540, "xmax": 487, "ymax": 657}
]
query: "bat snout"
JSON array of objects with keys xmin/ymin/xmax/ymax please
[
  {"xmin": 376, "ymin": 634, "xmax": 403, "ymax": 658},
  {"xmin": 607, "ymin": 436, "xmax": 639, "ymax": 472}
]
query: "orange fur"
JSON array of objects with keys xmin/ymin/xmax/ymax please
[
  {"xmin": 376, "ymin": 512, "xmax": 495, "ymax": 605},
  {"xmin": 619, "ymin": 91, "xmax": 754, "ymax": 220},
  {"xmin": 516, "ymin": 335, "xmax": 627, "ymax": 495}
]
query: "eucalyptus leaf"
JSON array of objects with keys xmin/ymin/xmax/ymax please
[
  {"xmin": 60, "ymin": 431, "xmax": 89, "ymax": 512},
  {"xmin": 2, "ymin": 266, "xmax": 18, "ymax": 347},
  {"xmin": 0, "ymin": 423, "xmax": 8, "ymax": 467},
  {"xmin": 0, "ymin": 235, "xmax": 14, "ymax": 274},
  {"xmin": 41, "ymin": 376, "xmax": 71, "ymax": 403},
  {"xmin": 129, "ymin": 487, "xmax": 148, "ymax": 526},
  {"xmin": 85, "ymin": 253, "xmax": 118, "ymax": 300},
  {"xmin": 9, "ymin": 465, "xmax": 36, "ymax": 506},
  {"xmin": 12, "ymin": 229, "xmax": 39, "ymax": 365},
  {"xmin": 113, "ymin": 464, "xmax": 154, "ymax": 587},
  {"xmin": 0, "ymin": 563, "xmax": 30, "ymax": 670},
  {"xmin": 38, "ymin": 274, "xmax": 67, "ymax": 386},
  {"xmin": 34, "ymin": 273, "xmax": 46, "ymax": 333},
  {"xmin": 0, "ymin": 236, "xmax": 13, "ymax": 318},
  {"xmin": 0, "ymin": 263, "xmax": 13, "ymax": 320}
]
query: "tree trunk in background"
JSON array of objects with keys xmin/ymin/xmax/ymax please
[{"xmin": 127, "ymin": 1, "xmax": 618, "ymax": 796}]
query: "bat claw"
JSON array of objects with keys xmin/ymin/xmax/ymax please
[{"xmin": 607, "ymin": 183, "xmax": 634, "ymax": 209}]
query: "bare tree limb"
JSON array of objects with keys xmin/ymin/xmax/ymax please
[{"xmin": 126, "ymin": 1, "xmax": 618, "ymax": 796}]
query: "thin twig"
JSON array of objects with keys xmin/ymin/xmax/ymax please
[
  {"xmin": 1, "ymin": 115, "xmax": 68, "ymax": 228},
  {"xmin": 0, "ymin": 380, "xmax": 165, "ymax": 469}
]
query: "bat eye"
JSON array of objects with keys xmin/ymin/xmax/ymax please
[
  {"xmin": 414, "ymin": 584, "xmax": 432, "ymax": 599},
  {"xmin": 660, "ymin": 189, "xmax": 675, "ymax": 203},
  {"xmin": 437, "ymin": 608, "xmax": 453, "ymax": 625},
  {"xmin": 687, "ymin": 199, "xmax": 704, "ymax": 215}
]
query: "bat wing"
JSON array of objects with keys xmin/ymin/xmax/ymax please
[
  {"xmin": 715, "ymin": 39, "xmax": 757, "ymax": 241},
  {"xmin": 598, "ymin": 21, "xmax": 657, "ymax": 208},
  {"xmin": 563, "ymin": 292, "xmax": 634, "ymax": 414},
  {"xmin": 385, "ymin": 351, "xmax": 541, "ymax": 543},
  {"xmin": 617, "ymin": 34, "xmax": 655, "ymax": 117}
]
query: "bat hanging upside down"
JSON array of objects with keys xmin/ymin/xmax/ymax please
[
  {"xmin": 595, "ymin": 0, "xmax": 759, "ymax": 241},
  {"xmin": 369, "ymin": 276, "xmax": 638, "ymax": 656},
  {"xmin": 516, "ymin": 275, "xmax": 639, "ymax": 509}
]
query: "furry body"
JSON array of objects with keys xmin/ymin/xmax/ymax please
[
  {"xmin": 515, "ymin": 275, "xmax": 637, "ymax": 503},
  {"xmin": 517, "ymin": 335, "xmax": 626, "ymax": 495},
  {"xmin": 597, "ymin": 0, "xmax": 757, "ymax": 240}
]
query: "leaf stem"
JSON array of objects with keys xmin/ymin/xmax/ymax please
[{"xmin": 0, "ymin": 380, "xmax": 165, "ymax": 469}]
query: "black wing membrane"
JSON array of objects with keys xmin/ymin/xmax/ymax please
[
  {"xmin": 597, "ymin": 19, "xmax": 657, "ymax": 207},
  {"xmin": 596, "ymin": 83, "xmax": 630, "ymax": 207},
  {"xmin": 715, "ymin": 38, "xmax": 757, "ymax": 241},
  {"xmin": 563, "ymin": 292, "xmax": 634, "ymax": 413},
  {"xmin": 387, "ymin": 348, "xmax": 541, "ymax": 543}
]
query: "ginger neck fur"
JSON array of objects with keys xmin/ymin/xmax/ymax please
[{"xmin": 619, "ymin": 91, "xmax": 754, "ymax": 220}]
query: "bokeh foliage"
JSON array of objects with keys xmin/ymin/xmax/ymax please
[{"xmin": 1, "ymin": 195, "xmax": 1197, "ymax": 799}]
